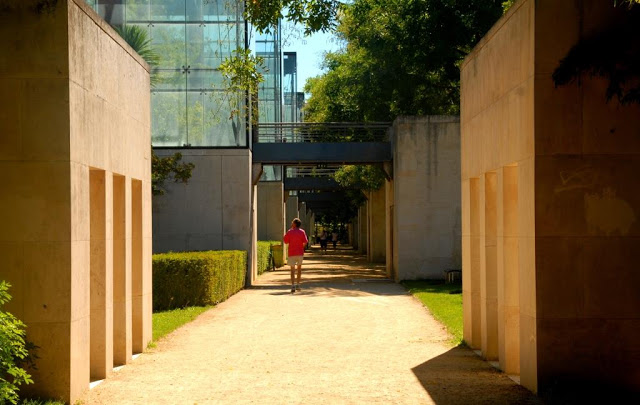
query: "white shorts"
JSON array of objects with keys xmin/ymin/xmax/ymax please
[{"xmin": 288, "ymin": 255, "xmax": 304, "ymax": 266}]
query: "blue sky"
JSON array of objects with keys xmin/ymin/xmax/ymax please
[{"xmin": 281, "ymin": 25, "xmax": 343, "ymax": 93}]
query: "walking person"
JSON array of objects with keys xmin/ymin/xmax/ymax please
[
  {"xmin": 283, "ymin": 218, "xmax": 308, "ymax": 293},
  {"xmin": 319, "ymin": 230, "xmax": 328, "ymax": 254},
  {"xmin": 331, "ymin": 231, "xmax": 339, "ymax": 250}
]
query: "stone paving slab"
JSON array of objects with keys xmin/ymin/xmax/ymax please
[{"xmin": 81, "ymin": 249, "xmax": 541, "ymax": 404}]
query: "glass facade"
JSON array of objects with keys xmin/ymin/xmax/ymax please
[
  {"xmin": 256, "ymin": 25, "xmax": 283, "ymax": 181},
  {"xmin": 88, "ymin": 0, "xmax": 247, "ymax": 147},
  {"xmin": 283, "ymin": 52, "xmax": 298, "ymax": 123}
]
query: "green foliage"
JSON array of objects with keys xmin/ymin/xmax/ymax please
[
  {"xmin": 218, "ymin": 48, "xmax": 265, "ymax": 122},
  {"xmin": 403, "ymin": 280, "xmax": 463, "ymax": 345},
  {"xmin": 0, "ymin": 282, "xmax": 34, "ymax": 405},
  {"xmin": 19, "ymin": 399, "xmax": 64, "ymax": 405},
  {"xmin": 152, "ymin": 306, "xmax": 212, "ymax": 341},
  {"xmin": 304, "ymin": 0, "xmax": 504, "ymax": 122},
  {"xmin": 333, "ymin": 165, "xmax": 385, "ymax": 191},
  {"xmin": 553, "ymin": 5, "xmax": 640, "ymax": 105},
  {"xmin": 151, "ymin": 151, "xmax": 195, "ymax": 196},
  {"xmin": 246, "ymin": 0, "xmax": 341, "ymax": 35},
  {"xmin": 112, "ymin": 24, "xmax": 160, "ymax": 87},
  {"xmin": 257, "ymin": 241, "xmax": 280, "ymax": 275},
  {"xmin": 152, "ymin": 251, "xmax": 247, "ymax": 311},
  {"xmin": 501, "ymin": 0, "xmax": 516, "ymax": 12}
]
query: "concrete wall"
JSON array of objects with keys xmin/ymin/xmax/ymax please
[
  {"xmin": 462, "ymin": 0, "xmax": 640, "ymax": 395},
  {"xmin": 391, "ymin": 116, "xmax": 461, "ymax": 280},
  {"xmin": 152, "ymin": 149, "xmax": 252, "ymax": 254},
  {"xmin": 257, "ymin": 181, "xmax": 285, "ymax": 241},
  {"xmin": 0, "ymin": 1, "xmax": 152, "ymax": 401}
]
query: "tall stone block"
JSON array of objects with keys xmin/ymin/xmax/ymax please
[
  {"xmin": 391, "ymin": 116, "xmax": 462, "ymax": 280},
  {"xmin": 285, "ymin": 195, "xmax": 299, "ymax": 224},
  {"xmin": 367, "ymin": 188, "xmax": 386, "ymax": 263},
  {"xmin": 0, "ymin": 1, "xmax": 152, "ymax": 401},
  {"xmin": 462, "ymin": 0, "xmax": 640, "ymax": 396},
  {"xmin": 256, "ymin": 181, "xmax": 286, "ymax": 242}
]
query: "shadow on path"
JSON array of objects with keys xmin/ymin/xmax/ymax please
[{"xmin": 412, "ymin": 345, "xmax": 543, "ymax": 404}]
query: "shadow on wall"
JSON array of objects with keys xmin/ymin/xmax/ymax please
[{"xmin": 411, "ymin": 346, "xmax": 541, "ymax": 405}]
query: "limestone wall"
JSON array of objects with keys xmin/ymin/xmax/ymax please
[
  {"xmin": 532, "ymin": 0, "xmax": 640, "ymax": 394},
  {"xmin": 152, "ymin": 149, "xmax": 252, "ymax": 253},
  {"xmin": 0, "ymin": 0, "xmax": 151, "ymax": 401},
  {"xmin": 462, "ymin": 0, "xmax": 640, "ymax": 395},
  {"xmin": 391, "ymin": 116, "xmax": 461, "ymax": 280}
]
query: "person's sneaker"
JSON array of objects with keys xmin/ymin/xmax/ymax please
[
  {"xmin": 291, "ymin": 285, "xmax": 295, "ymax": 293},
  {"xmin": 296, "ymin": 284, "xmax": 301, "ymax": 291}
]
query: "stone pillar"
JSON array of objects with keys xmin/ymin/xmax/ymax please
[
  {"xmin": 480, "ymin": 172, "xmax": 498, "ymax": 360},
  {"xmin": 497, "ymin": 166, "xmax": 520, "ymax": 374},
  {"xmin": 391, "ymin": 116, "xmax": 462, "ymax": 280},
  {"xmin": 285, "ymin": 195, "xmax": 299, "ymax": 224},
  {"xmin": 257, "ymin": 181, "xmax": 286, "ymax": 241},
  {"xmin": 367, "ymin": 188, "xmax": 386, "ymax": 263},
  {"xmin": 112, "ymin": 175, "xmax": 132, "ymax": 366},
  {"xmin": 359, "ymin": 205, "xmax": 368, "ymax": 254},
  {"xmin": 89, "ymin": 170, "xmax": 113, "ymax": 380},
  {"xmin": 386, "ymin": 180, "xmax": 395, "ymax": 279}
]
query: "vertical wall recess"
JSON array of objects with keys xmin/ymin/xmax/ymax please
[
  {"xmin": 131, "ymin": 179, "xmax": 144, "ymax": 353},
  {"xmin": 481, "ymin": 172, "xmax": 499, "ymax": 360},
  {"xmin": 469, "ymin": 178, "xmax": 482, "ymax": 348}
]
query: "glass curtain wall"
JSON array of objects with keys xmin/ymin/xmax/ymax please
[
  {"xmin": 283, "ymin": 52, "xmax": 298, "ymax": 124},
  {"xmin": 88, "ymin": 0, "xmax": 247, "ymax": 147},
  {"xmin": 256, "ymin": 23, "xmax": 283, "ymax": 181}
]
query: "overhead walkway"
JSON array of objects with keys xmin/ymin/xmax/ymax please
[{"xmin": 252, "ymin": 122, "xmax": 392, "ymax": 165}]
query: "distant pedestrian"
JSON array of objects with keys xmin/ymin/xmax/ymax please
[
  {"xmin": 283, "ymin": 218, "xmax": 308, "ymax": 293},
  {"xmin": 319, "ymin": 230, "xmax": 328, "ymax": 253},
  {"xmin": 332, "ymin": 231, "xmax": 339, "ymax": 249}
]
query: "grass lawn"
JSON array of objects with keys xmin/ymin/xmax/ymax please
[
  {"xmin": 402, "ymin": 280, "xmax": 463, "ymax": 345},
  {"xmin": 152, "ymin": 306, "xmax": 213, "ymax": 342}
]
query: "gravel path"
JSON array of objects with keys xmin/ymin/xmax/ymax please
[{"xmin": 81, "ymin": 248, "xmax": 541, "ymax": 404}]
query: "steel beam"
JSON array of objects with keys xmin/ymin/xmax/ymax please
[
  {"xmin": 252, "ymin": 142, "xmax": 392, "ymax": 165},
  {"xmin": 284, "ymin": 177, "xmax": 341, "ymax": 191}
]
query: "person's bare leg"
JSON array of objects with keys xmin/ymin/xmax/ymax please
[
  {"xmin": 296, "ymin": 264, "xmax": 302, "ymax": 285},
  {"xmin": 290, "ymin": 266, "xmax": 296, "ymax": 292}
]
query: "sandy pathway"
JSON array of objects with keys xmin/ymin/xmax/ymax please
[{"xmin": 81, "ymin": 248, "xmax": 541, "ymax": 404}]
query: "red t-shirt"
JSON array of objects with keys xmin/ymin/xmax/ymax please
[{"xmin": 283, "ymin": 227, "xmax": 308, "ymax": 257}]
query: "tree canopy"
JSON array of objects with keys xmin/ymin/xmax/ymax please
[{"xmin": 304, "ymin": 0, "xmax": 504, "ymax": 122}]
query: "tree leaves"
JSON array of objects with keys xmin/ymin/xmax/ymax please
[{"xmin": 304, "ymin": 0, "xmax": 503, "ymax": 122}]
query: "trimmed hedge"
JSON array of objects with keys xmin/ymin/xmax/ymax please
[
  {"xmin": 153, "ymin": 250, "xmax": 246, "ymax": 311},
  {"xmin": 257, "ymin": 241, "xmax": 280, "ymax": 275}
]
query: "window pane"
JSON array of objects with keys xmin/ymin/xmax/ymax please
[
  {"xmin": 152, "ymin": 91, "xmax": 187, "ymax": 146},
  {"xmin": 151, "ymin": 23, "xmax": 186, "ymax": 69},
  {"xmin": 126, "ymin": 0, "xmax": 149, "ymax": 22},
  {"xmin": 151, "ymin": 0, "xmax": 186, "ymax": 21},
  {"xmin": 203, "ymin": 92, "xmax": 245, "ymax": 146}
]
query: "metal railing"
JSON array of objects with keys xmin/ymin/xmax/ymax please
[
  {"xmin": 286, "ymin": 165, "xmax": 343, "ymax": 178},
  {"xmin": 255, "ymin": 122, "xmax": 391, "ymax": 143}
]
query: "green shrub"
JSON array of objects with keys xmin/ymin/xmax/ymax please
[
  {"xmin": 0, "ymin": 281, "xmax": 34, "ymax": 404},
  {"xmin": 153, "ymin": 251, "xmax": 246, "ymax": 311},
  {"xmin": 257, "ymin": 241, "xmax": 280, "ymax": 275}
]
